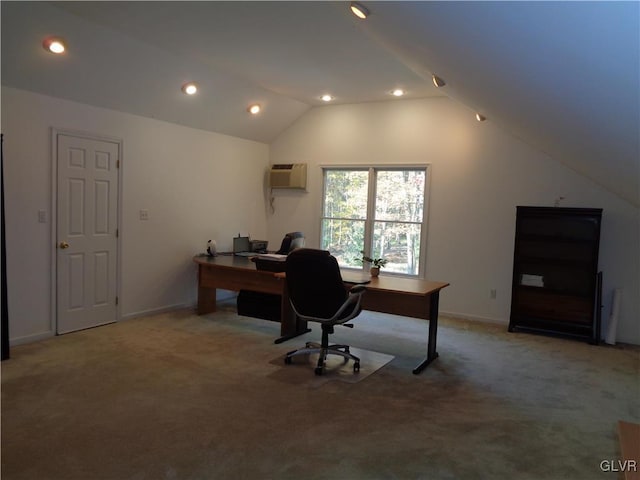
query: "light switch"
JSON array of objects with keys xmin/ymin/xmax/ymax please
[
  {"xmin": 38, "ymin": 210, "xmax": 47, "ymax": 223},
  {"xmin": 139, "ymin": 209, "xmax": 149, "ymax": 221}
]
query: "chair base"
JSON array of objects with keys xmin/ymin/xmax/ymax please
[{"xmin": 285, "ymin": 341, "xmax": 360, "ymax": 375}]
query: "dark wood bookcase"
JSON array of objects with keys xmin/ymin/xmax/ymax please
[{"xmin": 508, "ymin": 206, "xmax": 603, "ymax": 344}]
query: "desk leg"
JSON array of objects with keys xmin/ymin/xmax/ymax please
[
  {"xmin": 197, "ymin": 285, "xmax": 217, "ymax": 315},
  {"xmin": 274, "ymin": 280, "xmax": 310, "ymax": 344},
  {"xmin": 413, "ymin": 291, "xmax": 440, "ymax": 374},
  {"xmin": 196, "ymin": 266, "xmax": 218, "ymax": 315}
]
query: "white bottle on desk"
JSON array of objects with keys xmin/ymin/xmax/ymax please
[{"xmin": 206, "ymin": 240, "xmax": 217, "ymax": 257}]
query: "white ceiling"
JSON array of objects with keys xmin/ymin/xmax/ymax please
[{"xmin": 2, "ymin": 1, "xmax": 638, "ymax": 206}]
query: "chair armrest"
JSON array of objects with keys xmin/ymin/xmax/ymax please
[
  {"xmin": 331, "ymin": 284, "xmax": 366, "ymax": 322},
  {"xmin": 290, "ymin": 279, "xmax": 366, "ymax": 325},
  {"xmin": 349, "ymin": 284, "xmax": 367, "ymax": 294}
]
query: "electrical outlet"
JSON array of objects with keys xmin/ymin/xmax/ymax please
[
  {"xmin": 490, "ymin": 289, "xmax": 497, "ymax": 299},
  {"xmin": 139, "ymin": 209, "xmax": 149, "ymax": 221}
]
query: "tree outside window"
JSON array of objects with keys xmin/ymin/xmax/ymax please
[{"xmin": 321, "ymin": 166, "xmax": 429, "ymax": 276}]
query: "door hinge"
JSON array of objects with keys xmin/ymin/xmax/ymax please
[
  {"xmin": 115, "ymin": 296, "xmax": 119, "ymax": 305},
  {"xmin": 116, "ymin": 229, "xmax": 119, "ymax": 238},
  {"xmin": 116, "ymin": 159, "xmax": 120, "ymax": 168}
]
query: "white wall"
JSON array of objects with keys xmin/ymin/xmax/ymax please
[
  {"xmin": 2, "ymin": 87, "xmax": 269, "ymax": 344},
  {"xmin": 3, "ymin": 88, "xmax": 638, "ymax": 345},
  {"xmin": 268, "ymin": 98, "xmax": 640, "ymax": 345}
]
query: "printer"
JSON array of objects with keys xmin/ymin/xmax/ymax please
[
  {"xmin": 232, "ymin": 236, "xmax": 268, "ymax": 256},
  {"xmin": 250, "ymin": 240, "xmax": 268, "ymax": 253}
]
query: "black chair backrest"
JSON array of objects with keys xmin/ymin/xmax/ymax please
[
  {"xmin": 286, "ymin": 249, "xmax": 347, "ymax": 319},
  {"xmin": 276, "ymin": 232, "xmax": 305, "ymax": 255}
]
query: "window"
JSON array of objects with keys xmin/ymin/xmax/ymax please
[{"xmin": 320, "ymin": 166, "xmax": 429, "ymax": 276}]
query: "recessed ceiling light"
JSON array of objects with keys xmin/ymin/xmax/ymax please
[
  {"xmin": 476, "ymin": 113, "xmax": 486, "ymax": 122},
  {"xmin": 248, "ymin": 104, "xmax": 261, "ymax": 115},
  {"xmin": 42, "ymin": 37, "xmax": 66, "ymax": 54},
  {"xmin": 181, "ymin": 82, "xmax": 198, "ymax": 95},
  {"xmin": 432, "ymin": 74, "xmax": 446, "ymax": 88},
  {"xmin": 391, "ymin": 89, "xmax": 405, "ymax": 97},
  {"xmin": 321, "ymin": 94, "xmax": 333, "ymax": 102},
  {"xmin": 350, "ymin": 2, "xmax": 369, "ymax": 19}
]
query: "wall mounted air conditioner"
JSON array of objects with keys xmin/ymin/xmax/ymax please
[{"xmin": 269, "ymin": 163, "xmax": 307, "ymax": 190}]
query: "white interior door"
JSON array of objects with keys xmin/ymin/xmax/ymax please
[{"xmin": 56, "ymin": 133, "xmax": 119, "ymax": 334}]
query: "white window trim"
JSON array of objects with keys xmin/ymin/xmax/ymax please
[{"xmin": 319, "ymin": 164, "xmax": 431, "ymax": 279}]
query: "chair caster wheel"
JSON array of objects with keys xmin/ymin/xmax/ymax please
[
  {"xmin": 284, "ymin": 356, "xmax": 292, "ymax": 365},
  {"xmin": 353, "ymin": 362, "xmax": 360, "ymax": 373},
  {"xmin": 314, "ymin": 367, "xmax": 323, "ymax": 376}
]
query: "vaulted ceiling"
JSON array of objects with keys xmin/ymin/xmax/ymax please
[{"xmin": 2, "ymin": 1, "xmax": 638, "ymax": 206}]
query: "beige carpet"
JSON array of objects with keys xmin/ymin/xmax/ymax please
[{"xmin": 2, "ymin": 302, "xmax": 639, "ymax": 480}]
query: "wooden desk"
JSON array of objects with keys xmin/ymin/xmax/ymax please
[
  {"xmin": 618, "ymin": 421, "xmax": 640, "ymax": 480},
  {"xmin": 193, "ymin": 255, "xmax": 449, "ymax": 374},
  {"xmin": 343, "ymin": 273, "xmax": 449, "ymax": 373},
  {"xmin": 193, "ymin": 255, "xmax": 309, "ymax": 342}
]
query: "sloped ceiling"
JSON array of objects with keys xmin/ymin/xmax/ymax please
[{"xmin": 2, "ymin": 1, "xmax": 638, "ymax": 206}]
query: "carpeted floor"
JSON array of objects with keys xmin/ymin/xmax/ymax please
[
  {"xmin": 2, "ymin": 301, "xmax": 639, "ymax": 480},
  {"xmin": 268, "ymin": 346, "xmax": 394, "ymax": 387}
]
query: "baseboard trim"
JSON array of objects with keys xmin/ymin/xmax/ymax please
[
  {"xmin": 10, "ymin": 303, "xmax": 197, "ymax": 346},
  {"xmin": 8, "ymin": 308, "xmax": 506, "ymax": 346},
  {"xmin": 121, "ymin": 303, "xmax": 189, "ymax": 321},
  {"xmin": 10, "ymin": 330, "xmax": 54, "ymax": 346},
  {"xmin": 121, "ymin": 293, "xmax": 238, "ymax": 322},
  {"xmin": 440, "ymin": 310, "xmax": 507, "ymax": 326}
]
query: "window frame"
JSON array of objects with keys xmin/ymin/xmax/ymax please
[{"xmin": 320, "ymin": 164, "xmax": 431, "ymax": 278}]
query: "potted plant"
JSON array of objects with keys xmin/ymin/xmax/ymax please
[{"xmin": 360, "ymin": 251, "xmax": 387, "ymax": 277}]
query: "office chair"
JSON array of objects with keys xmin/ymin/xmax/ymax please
[
  {"xmin": 284, "ymin": 248, "xmax": 366, "ymax": 375},
  {"xmin": 276, "ymin": 231, "xmax": 305, "ymax": 255}
]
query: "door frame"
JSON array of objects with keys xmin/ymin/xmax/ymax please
[{"xmin": 50, "ymin": 128, "xmax": 123, "ymax": 334}]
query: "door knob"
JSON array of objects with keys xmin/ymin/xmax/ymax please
[{"xmin": 59, "ymin": 241, "xmax": 69, "ymax": 249}]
